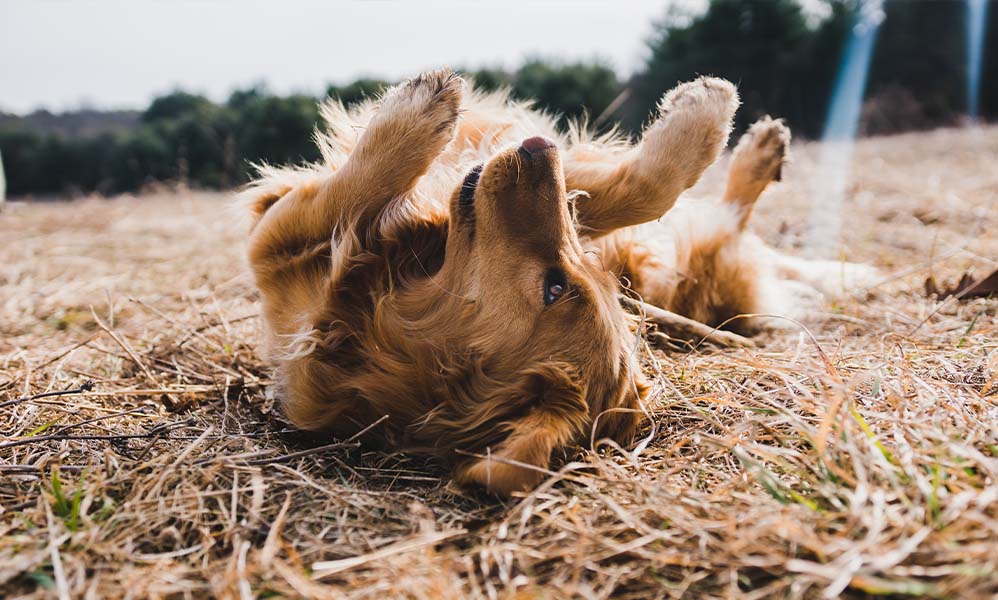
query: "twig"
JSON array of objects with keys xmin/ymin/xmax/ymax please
[
  {"xmin": 146, "ymin": 426, "xmax": 214, "ymax": 499},
  {"xmin": 129, "ymin": 296, "xmax": 232, "ymax": 352},
  {"xmin": 244, "ymin": 440, "xmax": 359, "ymax": 466},
  {"xmin": 244, "ymin": 415, "xmax": 390, "ymax": 466},
  {"xmin": 594, "ymin": 87, "xmax": 631, "ymax": 128},
  {"xmin": 33, "ymin": 334, "xmax": 101, "ymax": 371},
  {"xmin": 311, "ymin": 529, "xmax": 467, "ymax": 578},
  {"xmin": 44, "ymin": 502, "xmax": 71, "ymax": 600},
  {"xmin": 0, "ymin": 464, "xmax": 88, "ymax": 474},
  {"xmin": 619, "ymin": 296, "xmax": 755, "ymax": 349},
  {"xmin": 53, "ymin": 405, "xmax": 152, "ymax": 434},
  {"xmin": 0, "ymin": 420, "xmax": 189, "ymax": 450},
  {"xmin": 25, "ymin": 383, "xmax": 264, "ymax": 399},
  {"xmin": 0, "ymin": 380, "xmax": 95, "ymax": 410},
  {"xmin": 260, "ymin": 493, "xmax": 293, "ymax": 569},
  {"xmin": 90, "ymin": 306, "xmax": 159, "ymax": 386}
]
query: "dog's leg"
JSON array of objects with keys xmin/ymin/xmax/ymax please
[
  {"xmin": 720, "ymin": 117, "xmax": 879, "ymax": 299},
  {"xmin": 249, "ymin": 70, "xmax": 462, "ymax": 255},
  {"xmin": 565, "ymin": 77, "xmax": 739, "ymax": 238},
  {"xmin": 331, "ymin": 69, "xmax": 462, "ymax": 218},
  {"xmin": 723, "ymin": 116, "xmax": 790, "ymax": 229},
  {"xmin": 772, "ymin": 252, "xmax": 881, "ymax": 300}
]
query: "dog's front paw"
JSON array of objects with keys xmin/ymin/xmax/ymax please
[
  {"xmin": 377, "ymin": 68, "xmax": 463, "ymax": 148},
  {"xmin": 658, "ymin": 76, "xmax": 739, "ymax": 129},
  {"xmin": 640, "ymin": 77, "xmax": 740, "ymax": 187}
]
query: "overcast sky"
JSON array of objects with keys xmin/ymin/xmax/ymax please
[{"xmin": 1, "ymin": 0, "xmax": 693, "ymax": 114}]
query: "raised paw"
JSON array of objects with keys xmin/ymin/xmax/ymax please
[
  {"xmin": 658, "ymin": 77, "xmax": 740, "ymax": 129},
  {"xmin": 723, "ymin": 116, "xmax": 791, "ymax": 228},
  {"xmin": 638, "ymin": 77, "xmax": 740, "ymax": 189},
  {"xmin": 731, "ymin": 116, "xmax": 791, "ymax": 185},
  {"xmin": 564, "ymin": 77, "xmax": 738, "ymax": 235},
  {"xmin": 344, "ymin": 68, "xmax": 464, "ymax": 202},
  {"xmin": 374, "ymin": 68, "xmax": 463, "ymax": 149}
]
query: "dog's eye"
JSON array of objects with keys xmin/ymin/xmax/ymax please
[
  {"xmin": 544, "ymin": 268, "xmax": 567, "ymax": 306},
  {"xmin": 459, "ymin": 164, "xmax": 483, "ymax": 207}
]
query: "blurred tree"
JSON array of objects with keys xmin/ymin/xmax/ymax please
[
  {"xmin": 142, "ymin": 91, "xmax": 214, "ymax": 123},
  {"xmin": 862, "ymin": 0, "xmax": 965, "ymax": 133},
  {"xmin": 58, "ymin": 134, "xmax": 115, "ymax": 193},
  {"xmin": 227, "ymin": 87, "xmax": 267, "ymax": 111},
  {"xmin": 461, "ymin": 67, "xmax": 513, "ymax": 92},
  {"xmin": 512, "ymin": 60, "xmax": 621, "ymax": 125},
  {"xmin": 325, "ymin": 78, "xmax": 392, "ymax": 106},
  {"xmin": 983, "ymin": 0, "xmax": 998, "ymax": 120},
  {"xmin": 107, "ymin": 127, "xmax": 172, "ymax": 192},
  {"xmin": 626, "ymin": 0, "xmax": 853, "ymax": 137},
  {"xmin": 0, "ymin": 129, "xmax": 43, "ymax": 195},
  {"xmin": 232, "ymin": 94, "xmax": 321, "ymax": 174}
]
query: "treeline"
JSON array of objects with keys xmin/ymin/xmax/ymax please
[
  {"xmin": 1, "ymin": 0, "xmax": 995, "ymax": 197},
  {"xmin": 626, "ymin": 0, "xmax": 998, "ymax": 137},
  {"xmin": 0, "ymin": 60, "xmax": 625, "ymax": 196}
]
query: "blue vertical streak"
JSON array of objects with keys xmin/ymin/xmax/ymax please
[
  {"xmin": 808, "ymin": 2, "xmax": 883, "ymax": 257},
  {"xmin": 967, "ymin": 0, "xmax": 990, "ymax": 122},
  {"xmin": 822, "ymin": 14, "xmax": 882, "ymax": 142}
]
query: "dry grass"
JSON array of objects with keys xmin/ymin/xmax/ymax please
[{"xmin": 2, "ymin": 126, "xmax": 996, "ymax": 599}]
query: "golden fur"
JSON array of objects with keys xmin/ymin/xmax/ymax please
[
  {"xmin": 599, "ymin": 116, "xmax": 878, "ymax": 334},
  {"xmin": 594, "ymin": 117, "xmax": 793, "ymax": 334},
  {"xmin": 244, "ymin": 68, "xmax": 766, "ymax": 494}
]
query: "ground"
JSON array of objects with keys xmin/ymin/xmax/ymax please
[{"xmin": 1, "ymin": 126, "xmax": 996, "ymax": 599}]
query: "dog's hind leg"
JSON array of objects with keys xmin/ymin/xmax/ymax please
[
  {"xmin": 721, "ymin": 117, "xmax": 879, "ymax": 299},
  {"xmin": 723, "ymin": 116, "xmax": 790, "ymax": 229},
  {"xmin": 565, "ymin": 77, "xmax": 739, "ymax": 238}
]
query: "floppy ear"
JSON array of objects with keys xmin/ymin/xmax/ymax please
[{"xmin": 454, "ymin": 364, "xmax": 590, "ymax": 496}]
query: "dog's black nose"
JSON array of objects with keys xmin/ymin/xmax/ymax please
[{"xmin": 519, "ymin": 136, "xmax": 556, "ymax": 155}]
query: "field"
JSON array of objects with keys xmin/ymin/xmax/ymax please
[{"xmin": 2, "ymin": 126, "xmax": 996, "ymax": 599}]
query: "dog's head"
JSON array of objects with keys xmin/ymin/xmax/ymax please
[{"xmin": 421, "ymin": 137, "xmax": 647, "ymax": 494}]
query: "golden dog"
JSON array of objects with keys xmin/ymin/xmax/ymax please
[{"xmin": 244, "ymin": 69, "xmax": 742, "ymax": 494}]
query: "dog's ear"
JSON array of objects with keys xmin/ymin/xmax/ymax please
[{"xmin": 454, "ymin": 363, "xmax": 589, "ymax": 496}]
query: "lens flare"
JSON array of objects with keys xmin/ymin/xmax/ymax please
[
  {"xmin": 807, "ymin": 0, "xmax": 884, "ymax": 258},
  {"xmin": 968, "ymin": 0, "xmax": 990, "ymax": 123}
]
